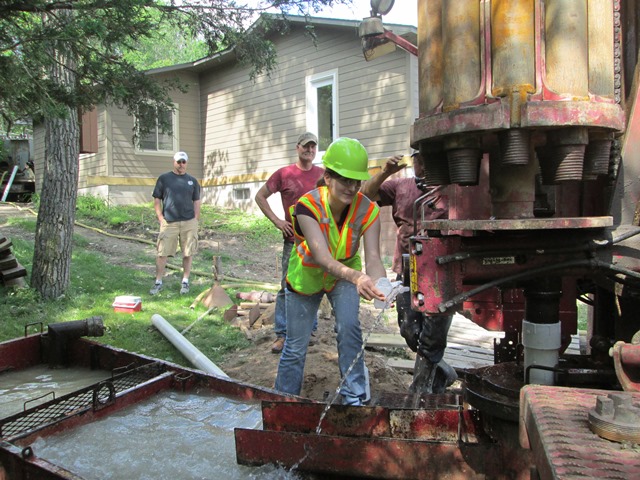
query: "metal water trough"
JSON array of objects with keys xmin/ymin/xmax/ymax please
[{"xmin": 0, "ymin": 331, "xmax": 293, "ymax": 479}]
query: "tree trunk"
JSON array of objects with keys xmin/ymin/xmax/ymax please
[{"xmin": 31, "ymin": 31, "xmax": 79, "ymax": 300}]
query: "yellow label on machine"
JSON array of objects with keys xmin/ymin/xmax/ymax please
[{"xmin": 410, "ymin": 254, "xmax": 418, "ymax": 294}]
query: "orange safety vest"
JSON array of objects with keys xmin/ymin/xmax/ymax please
[{"xmin": 287, "ymin": 186, "xmax": 379, "ymax": 295}]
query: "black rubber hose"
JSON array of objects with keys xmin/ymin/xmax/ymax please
[{"xmin": 437, "ymin": 258, "xmax": 640, "ymax": 312}]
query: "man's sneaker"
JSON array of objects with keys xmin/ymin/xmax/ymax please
[
  {"xmin": 180, "ymin": 282, "xmax": 190, "ymax": 295},
  {"xmin": 149, "ymin": 282, "xmax": 163, "ymax": 295}
]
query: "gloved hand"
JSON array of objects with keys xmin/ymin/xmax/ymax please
[
  {"xmin": 399, "ymin": 316, "xmax": 420, "ymax": 352},
  {"xmin": 396, "ymin": 290, "xmax": 420, "ymax": 350},
  {"xmin": 374, "ymin": 278, "xmax": 408, "ymax": 309}
]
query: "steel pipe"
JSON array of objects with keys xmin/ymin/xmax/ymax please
[{"xmin": 47, "ymin": 316, "xmax": 104, "ymax": 368}]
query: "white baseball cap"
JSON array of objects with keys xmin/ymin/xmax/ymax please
[{"xmin": 173, "ymin": 151, "xmax": 188, "ymax": 162}]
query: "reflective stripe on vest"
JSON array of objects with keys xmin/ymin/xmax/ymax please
[{"xmin": 287, "ymin": 187, "xmax": 379, "ymax": 295}]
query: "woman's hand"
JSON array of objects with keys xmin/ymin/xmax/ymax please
[{"xmin": 356, "ymin": 274, "xmax": 386, "ymax": 301}]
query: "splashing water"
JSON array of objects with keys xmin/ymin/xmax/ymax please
[
  {"xmin": 31, "ymin": 391, "xmax": 307, "ymax": 480},
  {"xmin": 290, "ymin": 283, "xmax": 408, "ymax": 471}
]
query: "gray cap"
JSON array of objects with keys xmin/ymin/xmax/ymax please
[{"xmin": 297, "ymin": 132, "xmax": 318, "ymax": 146}]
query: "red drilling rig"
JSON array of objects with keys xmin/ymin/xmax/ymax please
[
  {"xmin": 362, "ymin": 0, "xmax": 640, "ymax": 478},
  {"xmin": 239, "ymin": 3, "xmax": 640, "ymax": 478}
]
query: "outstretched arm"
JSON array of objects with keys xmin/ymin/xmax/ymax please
[
  {"xmin": 298, "ymin": 215, "xmax": 386, "ymax": 302},
  {"xmin": 360, "ymin": 154, "xmax": 406, "ymax": 201},
  {"xmin": 362, "ymin": 219, "xmax": 386, "ymax": 281}
]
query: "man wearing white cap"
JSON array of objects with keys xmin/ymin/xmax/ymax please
[{"xmin": 150, "ymin": 151, "xmax": 201, "ymax": 295}]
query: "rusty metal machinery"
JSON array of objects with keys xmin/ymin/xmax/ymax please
[
  {"xmin": 403, "ymin": 0, "xmax": 640, "ymax": 426},
  {"xmin": 521, "ymin": 385, "xmax": 640, "ymax": 479}
]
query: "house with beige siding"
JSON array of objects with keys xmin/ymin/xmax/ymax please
[{"xmin": 33, "ymin": 14, "xmax": 418, "ymax": 253}]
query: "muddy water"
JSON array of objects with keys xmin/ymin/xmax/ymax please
[
  {"xmin": 31, "ymin": 391, "xmax": 307, "ymax": 479},
  {"xmin": 0, "ymin": 365, "xmax": 111, "ymax": 419}
]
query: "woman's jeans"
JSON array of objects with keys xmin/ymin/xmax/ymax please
[
  {"xmin": 274, "ymin": 280, "xmax": 369, "ymax": 405},
  {"xmin": 274, "ymin": 241, "xmax": 316, "ymax": 338}
]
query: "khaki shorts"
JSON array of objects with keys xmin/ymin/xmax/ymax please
[{"xmin": 157, "ymin": 218, "xmax": 198, "ymax": 257}]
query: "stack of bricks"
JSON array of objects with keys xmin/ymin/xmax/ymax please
[{"xmin": 0, "ymin": 237, "xmax": 27, "ymax": 287}]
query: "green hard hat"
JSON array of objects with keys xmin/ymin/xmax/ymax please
[{"xmin": 322, "ymin": 137, "xmax": 370, "ymax": 180}]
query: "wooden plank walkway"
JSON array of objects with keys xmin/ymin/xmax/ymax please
[{"xmin": 368, "ymin": 313, "xmax": 583, "ymax": 372}]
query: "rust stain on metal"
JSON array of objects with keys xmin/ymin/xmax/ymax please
[{"xmin": 521, "ymin": 385, "xmax": 640, "ymax": 479}]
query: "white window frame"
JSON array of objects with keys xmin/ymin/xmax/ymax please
[
  {"xmin": 233, "ymin": 187, "xmax": 251, "ymax": 201},
  {"xmin": 134, "ymin": 103, "xmax": 179, "ymax": 155},
  {"xmin": 306, "ymin": 70, "xmax": 338, "ymax": 159}
]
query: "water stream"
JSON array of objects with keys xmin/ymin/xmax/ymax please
[{"xmin": 291, "ymin": 286, "xmax": 405, "ymax": 471}]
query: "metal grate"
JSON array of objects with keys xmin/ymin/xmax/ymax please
[{"xmin": 0, "ymin": 362, "xmax": 165, "ymax": 439}]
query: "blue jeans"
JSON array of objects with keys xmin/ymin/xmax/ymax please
[
  {"xmin": 274, "ymin": 241, "xmax": 317, "ymax": 338},
  {"xmin": 274, "ymin": 280, "xmax": 369, "ymax": 405}
]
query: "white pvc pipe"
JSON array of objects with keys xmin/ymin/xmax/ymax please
[
  {"xmin": 522, "ymin": 319, "xmax": 561, "ymax": 386},
  {"xmin": 1, "ymin": 165, "xmax": 19, "ymax": 202},
  {"xmin": 151, "ymin": 314, "xmax": 228, "ymax": 378}
]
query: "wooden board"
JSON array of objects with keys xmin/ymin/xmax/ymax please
[
  {"xmin": 0, "ymin": 264, "xmax": 27, "ymax": 283},
  {"xmin": 372, "ymin": 314, "xmax": 583, "ymax": 372},
  {"xmin": 0, "ymin": 255, "xmax": 17, "ymax": 270}
]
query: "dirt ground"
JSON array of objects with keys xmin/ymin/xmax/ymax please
[
  {"xmin": 222, "ymin": 301, "xmax": 414, "ymax": 402},
  {"xmin": 0, "ymin": 203, "xmax": 414, "ymax": 401}
]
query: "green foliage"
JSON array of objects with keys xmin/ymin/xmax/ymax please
[
  {"xmin": 121, "ymin": 15, "xmax": 209, "ymax": 70},
  {"xmin": 1, "ymin": 0, "xmax": 349, "ymax": 300},
  {"xmin": 577, "ymin": 301, "xmax": 588, "ymax": 332},
  {"xmin": 245, "ymin": 216, "xmax": 283, "ymax": 244},
  {"xmin": 29, "ymin": 193, "xmax": 40, "ymax": 208},
  {"xmin": 0, "ymin": 222, "xmax": 251, "ymax": 364},
  {"xmin": 204, "ymin": 208, "xmax": 281, "ymax": 244},
  {"xmin": 72, "ymin": 195, "xmax": 282, "ymax": 246},
  {"xmin": 0, "ymin": 0, "xmax": 348, "ymax": 130},
  {"xmin": 75, "ymin": 195, "xmax": 146, "ymax": 228},
  {"xmin": 4, "ymin": 216, "xmax": 37, "ymax": 233},
  {"xmin": 76, "ymin": 194, "xmax": 109, "ymax": 213}
]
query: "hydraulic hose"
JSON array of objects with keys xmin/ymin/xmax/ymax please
[
  {"xmin": 436, "ymin": 226, "xmax": 640, "ymax": 266},
  {"xmin": 437, "ymin": 258, "xmax": 640, "ymax": 312}
]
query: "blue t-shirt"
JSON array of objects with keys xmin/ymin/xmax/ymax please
[{"xmin": 152, "ymin": 172, "xmax": 200, "ymax": 222}]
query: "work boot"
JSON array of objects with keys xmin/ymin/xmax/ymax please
[
  {"xmin": 271, "ymin": 337, "xmax": 285, "ymax": 354},
  {"xmin": 409, "ymin": 354, "xmax": 438, "ymax": 394},
  {"xmin": 432, "ymin": 359, "xmax": 458, "ymax": 394}
]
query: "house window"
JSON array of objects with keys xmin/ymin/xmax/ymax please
[
  {"xmin": 136, "ymin": 104, "xmax": 177, "ymax": 152},
  {"xmin": 306, "ymin": 71, "xmax": 338, "ymax": 155},
  {"xmin": 234, "ymin": 187, "xmax": 250, "ymax": 201}
]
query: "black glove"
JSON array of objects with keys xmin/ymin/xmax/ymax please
[
  {"xmin": 416, "ymin": 314, "xmax": 453, "ymax": 364},
  {"xmin": 396, "ymin": 289, "xmax": 420, "ymax": 352}
]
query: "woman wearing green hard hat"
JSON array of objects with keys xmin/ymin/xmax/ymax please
[{"xmin": 274, "ymin": 137, "xmax": 388, "ymax": 406}]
